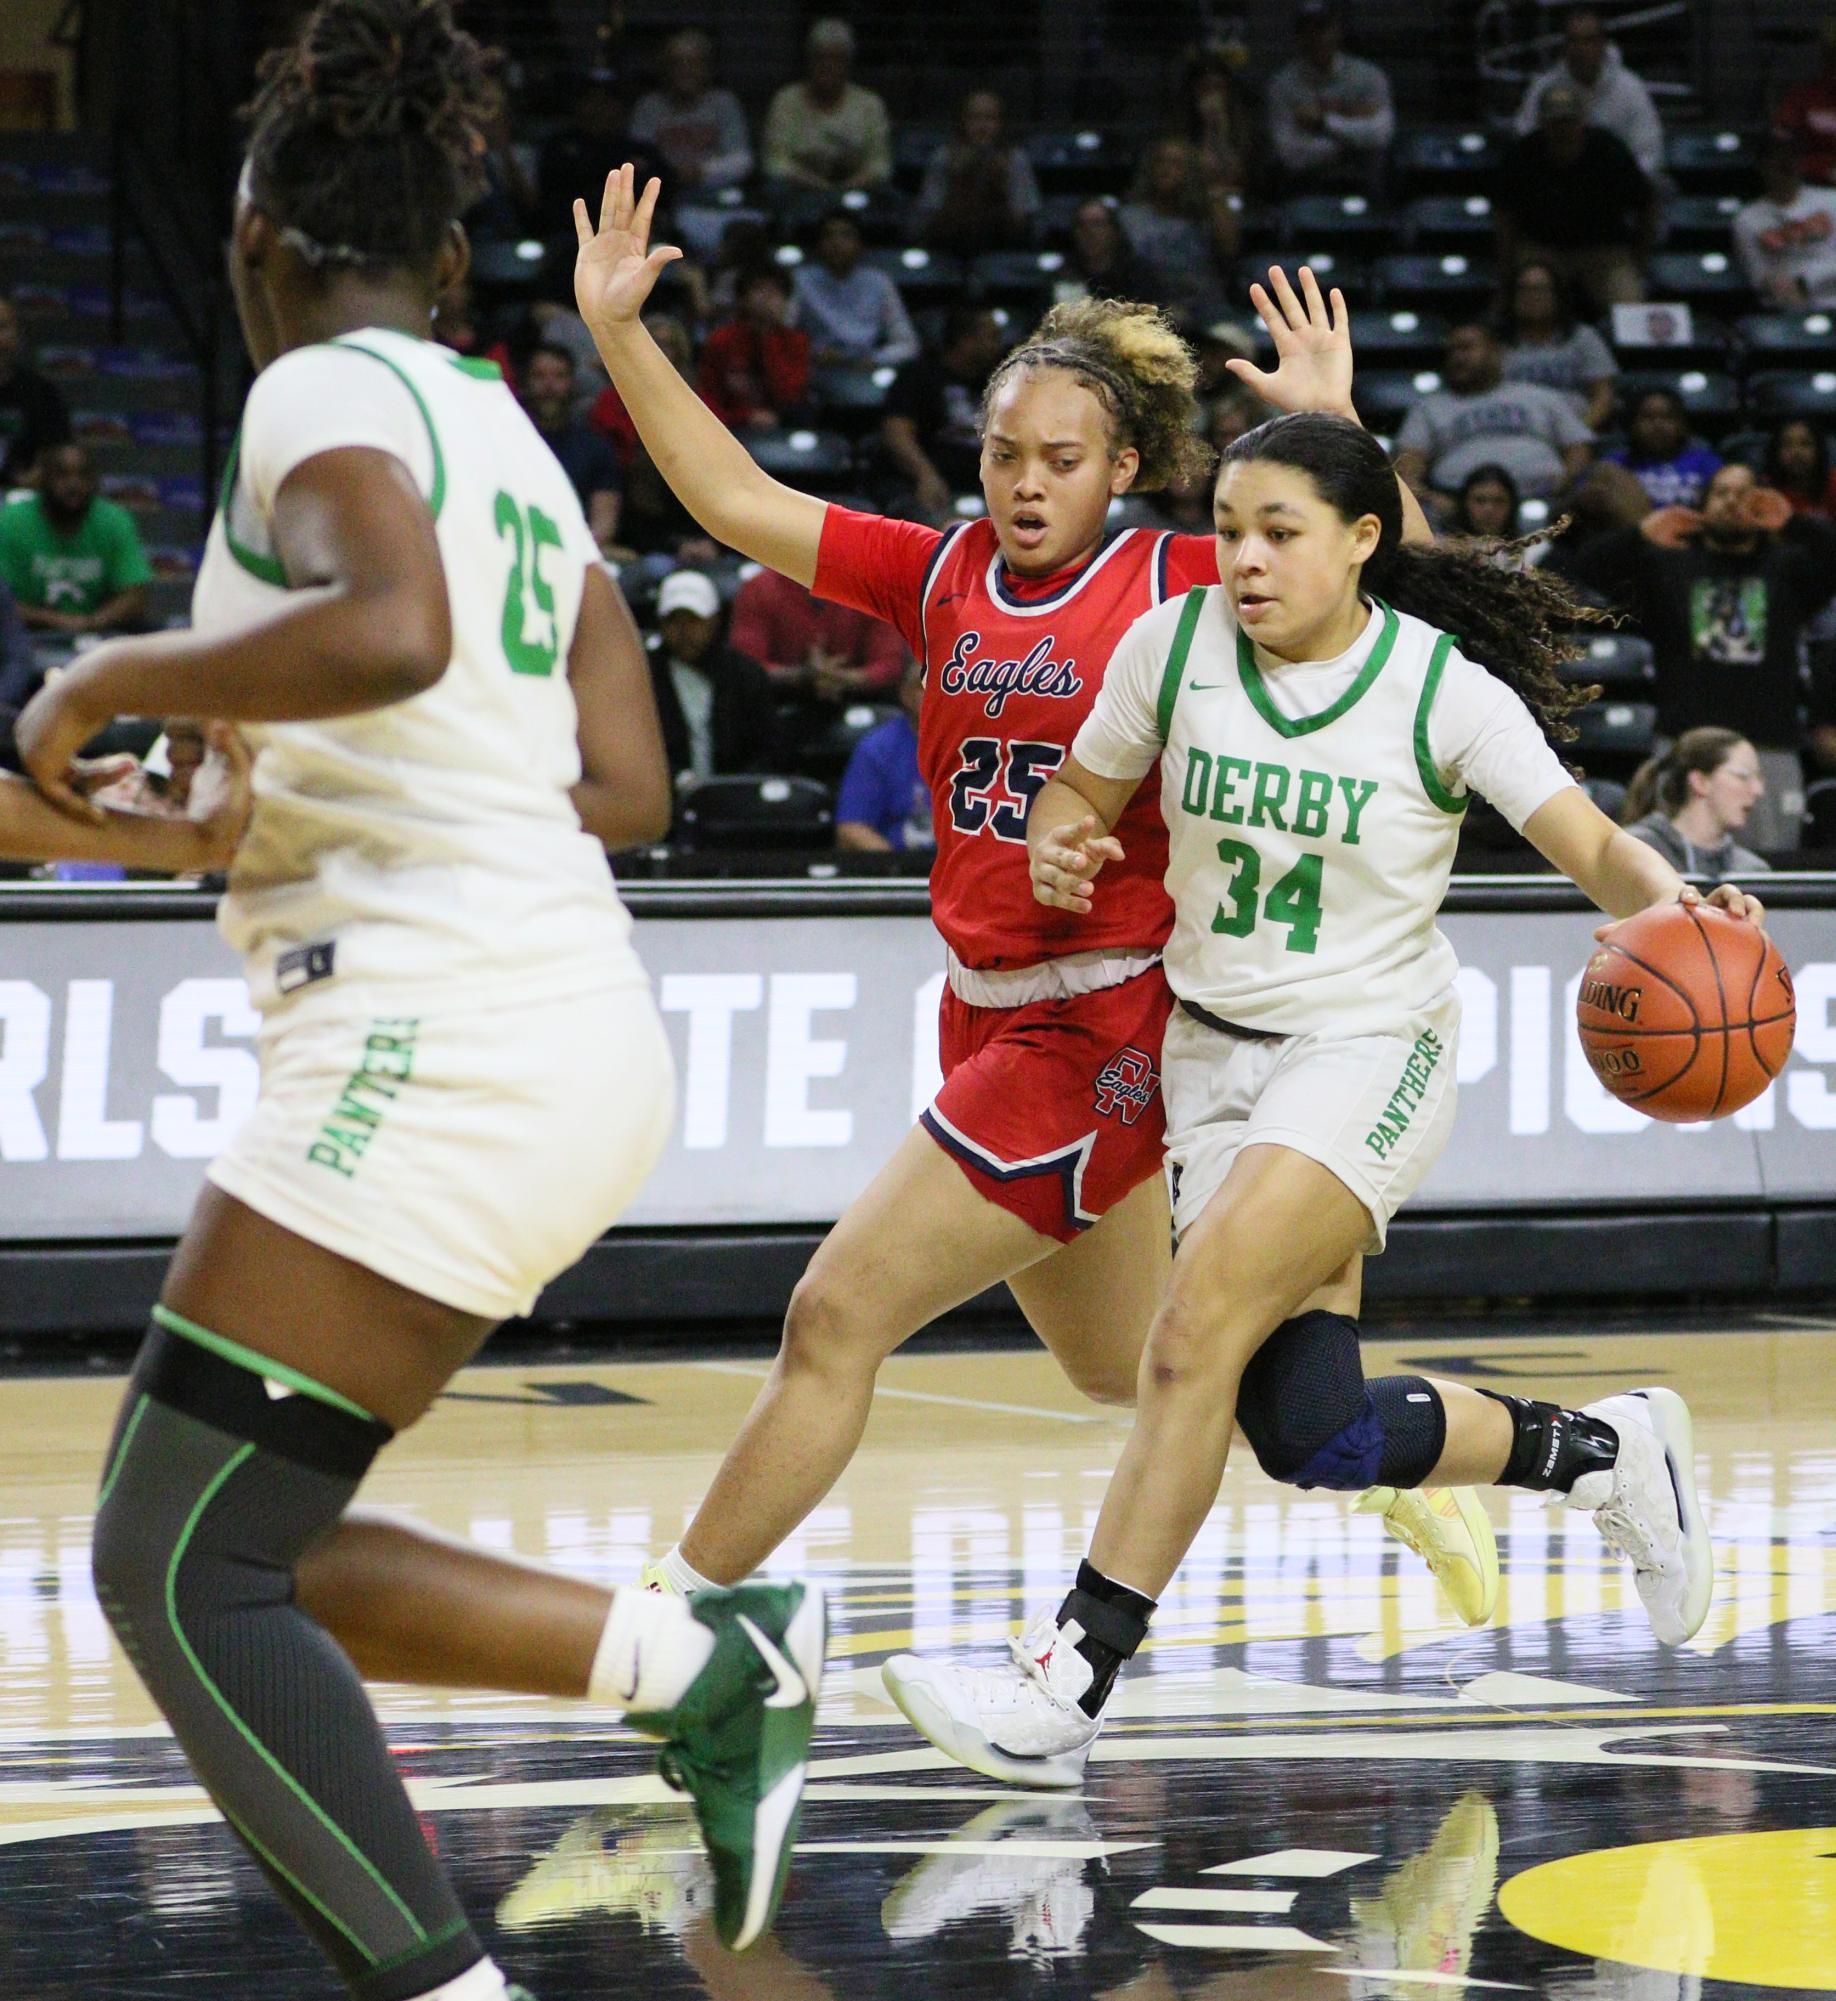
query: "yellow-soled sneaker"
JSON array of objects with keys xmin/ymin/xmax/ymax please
[{"xmin": 1359, "ymin": 1486, "xmax": 1499, "ymax": 1627}]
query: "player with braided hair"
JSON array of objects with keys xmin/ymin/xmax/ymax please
[
  {"xmin": 570, "ymin": 172, "xmax": 1496, "ymax": 1628},
  {"xmin": 19, "ymin": 4, "xmax": 823, "ymax": 1993}
]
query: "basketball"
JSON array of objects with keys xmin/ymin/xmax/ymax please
[{"xmin": 1576, "ymin": 902, "xmax": 1796, "ymax": 1122}]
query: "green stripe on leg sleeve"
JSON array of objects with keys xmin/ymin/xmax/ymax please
[{"xmin": 151, "ymin": 1306, "xmax": 377, "ymax": 1424}]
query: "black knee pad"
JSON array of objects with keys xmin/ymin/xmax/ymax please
[
  {"xmin": 1235, "ymin": 1310, "xmax": 1372, "ymax": 1486},
  {"xmin": 1367, "ymin": 1375, "xmax": 1448, "ymax": 1488},
  {"xmin": 94, "ymin": 1317, "xmax": 487, "ymax": 2001}
]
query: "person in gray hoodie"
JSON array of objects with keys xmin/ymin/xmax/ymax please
[
  {"xmin": 1515, "ymin": 8, "xmax": 1665, "ymax": 181},
  {"xmin": 1623, "ymin": 727, "xmax": 1773, "ymax": 872}
]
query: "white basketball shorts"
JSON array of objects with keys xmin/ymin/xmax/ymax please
[
  {"xmin": 210, "ymin": 978, "xmax": 676, "ymax": 1319},
  {"xmin": 1162, "ymin": 985, "xmax": 1461, "ymax": 1254}
]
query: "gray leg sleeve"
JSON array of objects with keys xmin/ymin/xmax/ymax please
[{"xmin": 92, "ymin": 1315, "xmax": 486, "ymax": 2001}]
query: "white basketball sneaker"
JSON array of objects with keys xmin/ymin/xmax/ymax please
[
  {"xmin": 1563, "ymin": 1387, "xmax": 1713, "ymax": 1646},
  {"xmin": 881, "ymin": 1609, "xmax": 1101, "ymax": 1789}
]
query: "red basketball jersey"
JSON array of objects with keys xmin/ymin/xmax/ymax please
[{"xmin": 815, "ymin": 509, "xmax": 1219, "ymax": 969}]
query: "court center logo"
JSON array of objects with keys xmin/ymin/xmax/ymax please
[{"xmin": 1093, "ymin": 1046, "xmax": 1159, "ymax": 1126}]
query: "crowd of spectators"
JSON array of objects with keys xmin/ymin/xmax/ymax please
[{"xmin": 8, "ymin": 4, "xmax": 1836, "ymax": 867}]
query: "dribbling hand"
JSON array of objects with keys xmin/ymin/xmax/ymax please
[
  {"xmin": 1595, "ymin": 881, "xmax": 1766, "ymax": 945},
  {"xmin": 1031, "ymin": 814, "xmax": 1124, "ymax": 914},
  {"xmin": 573, "ymin": 164, "xmax": 685, "ymax": 335},
  {"xmin": 1225, "ymin": 266, "xmax": 1356, "ymax": 421}
]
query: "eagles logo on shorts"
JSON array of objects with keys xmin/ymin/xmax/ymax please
[{"xmin": 1093, "ymin": 1045, "xmax": 1160, "ymax": 1126}]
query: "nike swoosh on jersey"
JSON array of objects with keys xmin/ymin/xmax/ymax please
[
  {"xmin": 736, "ymin": 1614, "xmax": 808, "ymax": 1709},
  {"xmin": 1188, "ymin": 681, "xmax": 1225, "ymax": 691}
]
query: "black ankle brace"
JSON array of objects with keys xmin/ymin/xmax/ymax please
[
  {"xmin": 1479, "ymin": 1389, "xmax": 1619, "ymax": 1494},
  {"xmin": 1056, "ymin": 1560, "xmax": 1156, "ymax": 1717}
]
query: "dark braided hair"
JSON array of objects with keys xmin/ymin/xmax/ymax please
[
  {"xmin": 244, "ymin": 0, "xmax": 493, "ymax": 273},
  {"xmin": 1220, "ymin": 412, "xmax": 1607, "ymax": 749},
  {"xmin": 982, "ymin": 298, "xmax": 1214, "ymax": 493}
]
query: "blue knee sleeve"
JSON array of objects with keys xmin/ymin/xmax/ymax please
[
  {"xmin": 1235, "ymin": 1314, "xmax": 1443, "ymax": 1491},
  {"xmin": 1292, "ymin": 1390, "xmax": 1388, "ymax": 1490}
]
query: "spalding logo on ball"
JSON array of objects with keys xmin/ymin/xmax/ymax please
[{"xmin": 1576, "ymin": 902, "xmax": 1796, "ymax": 1122}]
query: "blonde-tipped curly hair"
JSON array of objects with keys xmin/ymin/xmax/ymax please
[{"xmin": 980, "ymin": 297, "xmax": 1214, "ymax": 493}]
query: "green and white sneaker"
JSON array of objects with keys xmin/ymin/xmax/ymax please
[{"xmin": 629, "ymin": 1580, "xmax": 827, "ymax": 1951}]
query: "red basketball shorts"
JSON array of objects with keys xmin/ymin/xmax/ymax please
[{"xmin": 920, "ymin": 964, "xmax": 1174, "ymax": 1243}]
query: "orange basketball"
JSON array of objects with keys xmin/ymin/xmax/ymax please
[{"xmin": 1575, "ymin": 902, "xmax": 1796, "ymax": 1122}]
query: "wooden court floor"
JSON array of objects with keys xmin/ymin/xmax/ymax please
[{"xmin": 4, "ymin": 1316, "xmax": 1835, "ymax": 1998}]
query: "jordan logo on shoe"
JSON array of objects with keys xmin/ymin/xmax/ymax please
[{"xmin": 737, "ymin": 1615, "xmax": 807, "ymax": 1709}]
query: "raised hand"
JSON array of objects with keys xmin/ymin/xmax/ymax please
[
  {"xmin": 1031, "ymin": 813, "xmax": 1125, "ymax": 914},
  {"xmin": 1225, "ymin": 265, "xmax": 1356, "ymax": 421},
  {"xmin": 573, "ymin": 164, "xmax": 685, "ymax": 337}
]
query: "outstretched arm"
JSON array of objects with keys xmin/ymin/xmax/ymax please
[
  {"xmin": 0, "ymin": 726, "xmax": 250, "ymax": 872},
  {"xmin": 574, "ymin": 166, "xmax": 827, "ymax": 586},
  {"xmin": 1226, "ymin": 264, "xmax": 1434, "ymax": 546},
  {"xmin": 1523, "ymin": 786, "xmax": 1766, "ymax": 933}
]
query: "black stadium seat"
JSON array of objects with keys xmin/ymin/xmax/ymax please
[
  {"xmin": 1352, "ymin": 369, "xmax": 1442, "ymax": 428},
  {"xmin": 1747, "ymin": 370, "xmax": 1836, "ymax": 422},
  {"xmin": 1614, "ymin": 367, "xmax": 1743, "ymax": 435},
  {"xmin": 859, "ymin": 245, "xmax": 966, "ymax": 306},
  {"xmin": 1645, "ymin": 250, "xmax": 1751, "ymax": 308},
  {"xmin": 1574, "ymin": 699, "xmax": 1659, "ymax": 761},
  {"xmin": 1665, "ymin": 193, "xmax": 1744, "ymax": 250},
  {"xmin": 1739, "ymin": 311, "xmax": 1836, "ymax": 361},
  {"xmin": 1279, "ymin": 193, "xmax": 1391, "ymax": 254},
  {"xmin": 673, "ymin": 774, "xmax": 834, "ymax": 852},
  {"xmin": 1405, "ymin": 193, "xmax": 1495, "ymax": 252},
  {"xmin": 1664, "ymin": 128, "xmax": 1764, "ymax": 194},
  {"xmin": 744, "ymin": 428, "xmax": 857, "ymax": 496},
  {"xmin": 1398, "ymin": 126, "xmax": 1499, "ymax": 189},
  {"xmin": 1567, "ymin": 632, "xmax": 1656, "ymax": 690},
  {"xmin": 1375, "ymin": 252, "xmax": 1493, "ymax": 316},
  {"xmin": 968, "ymin": 248, "xmax": 1068, "ymax": 312}
]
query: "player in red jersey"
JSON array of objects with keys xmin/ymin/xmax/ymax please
[{"xmin": 566, "ymin": 168, "xmax": 1492, "ymax": 1617}]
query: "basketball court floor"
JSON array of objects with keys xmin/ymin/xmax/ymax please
[{"xmin": 7, "ymin": 1315, "xmax": 1835, "ymax": 1998}]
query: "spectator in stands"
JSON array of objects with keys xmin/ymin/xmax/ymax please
[
  {"xmin": 432, "ymin": 278, "xmax": 516, "ymax": 383},
  {"xmin": 730, "ymin": 561, "xmax": 907, "ymax": 702},
  {"xmin": 647, "ymin": 570, "xmax": 780, "ymax": 787},
  {"xmin": 1179, "ymin": 44, "xmax": 1253, "ymax": 191},
  {"xmin": 1734, "ymin": 133, "xmax": 1836, "ymax": 309},
  {"xmin": 697, "ymin": 267, "xmax": 811, "ymax": 432},
  {"xmin": 632, "ymin": 30, "xmax": 752, "ymax": 196},
  {"xmin": 1777, "ymin": 14, "xmax": 1836, "ymax": 188},
  {"xmin": 1557, "ymin": 465, "xmax": 1836, "ymax": 847},
  {"xmin": 1602, "ymin": 385, "xmax": 1722, "ymax": 509},
  {"xmin": 835, "ymin": 657, "xmax": 932, "ymax": 853},
  {"xmin": 703, "ymin": 218, "xmax": 775, "ymax": 319},
  {"xmin": 1514, "ymin": 7, "xmax": 1665, "ymax": 182},
  {"xmin": 916, "ymin": 90, "xmax": 1041, "ymax": 253},
  {"xmin": 880, "ymin": 305, "xmax": 1006, "ymax": 520},
  {"xmin": 1450, "ymin": 463, "xmax": 1523, "ymax": 539},
  {"xmin": 466, "ymin": 66, "xmax": 540, "ymax": 243},
  {"xmin": 763, "ymin": 19, "xmax": 892, "ymax": 196},
  {"xmin": 1765, "ymin": 416, "xmax": 1836, "ymax": 519},
  {"xmin": 1265, "ymin": 3, "xmax": 1396, "ymax": 195},
  {"xmin": 1495, "ymin": 83, "xmax": 1655, "ymax": 314},
  {"xmin": 0, "ymin": 294, "xmax": 70, "ymax": 487},
  {"xmin": 1210, "ymin": 383, "xmax": 1270, "ymax": 452},
  {"xmin": 1118, "ymin": 138, "xmax": 1240, "ymax": 332},
  {"xmin": 792, "ymin": 212, "xmax": 920, "ymax": 369},
  {"xmin": 521, "ymin": 343, "xmax": 621, "ymax": 549},
  {"xmin": 1055, "ymin": 198, "xmax": 1162, "ymax": 309},
  {"xmin": 537, "ymin": 70, "xmax": 662, "ymax": 234},
  {"xmin": 1393, "ymin": 323, "xmax": 1594, "ymax": 507},
  {"xmin": 1498, "ymin": 258, "xmax": 1619, "ymax": 431},
  {"xmin": 0, "ymin": 445, "xmax": 150, "ymax": 637},
  {"xmin": 1622, "ymin": 728, "xmax": 1771, "ymax": 874}
]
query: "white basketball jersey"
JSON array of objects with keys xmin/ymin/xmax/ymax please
[
  {"xmin": 192, "ymin": 328, "xmax": 642, "ymax": 1013},
  {"xmin": 1148, "ymin": 587, "xmax": 1468, "ymax": 1035}
]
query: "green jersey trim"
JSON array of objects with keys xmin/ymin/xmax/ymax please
[
  {"xmin": 1235, "ymin": 598, "xmax": 1397, "ymax": 738},
  {"xmin": 1414, "ymin": 631, "xmax": 1471, "ymax": 814},
  {"xmin": 328, "ymin": 335, "xmax": 448, "ymax": 520},
  {"xmin": 1155, "ymin": 586, "xmax": 1209, "ymax": 743},
  {"xmin": 447, "ymin": 354, "xmax": 503, "ymax": 380},
  {"xmin": 217, "ymin": 433, "xmax": 288, "ymax": 587}
]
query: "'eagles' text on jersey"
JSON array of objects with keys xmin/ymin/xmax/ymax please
[{"xmin": 815, "ymin": 511, "xmax": 1218, "ymax": 970}]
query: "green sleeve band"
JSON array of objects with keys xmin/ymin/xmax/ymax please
[
  {"xmin": 1155, "ymin": 586, "xmax": 1209, "ymax": 743},
  {"xmin": 327, "ymin": 337, "xmax": 448, "ymax": 520},
  {"xmin": 151, "ymin": 1304, "xmax": 378, "ymax": 1423}
]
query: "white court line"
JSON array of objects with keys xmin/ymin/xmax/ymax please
[
  {"xmin": 1206, "ymin": 1848, "xmax": 1376, "ymax": 1877},
  {"xmin": 1325, "ymin": 1973, "xmax": 1532, "ymax": 1992},
  {"xmin": 1134, "ymin": 1886, "xmax": 1297, "ymax": 1914},
  {"xmin": 1136, "ymin": 1921, "xmax": 1336, "ymax": 1952},
  {"xmin": 692, "ymin": 1360, "xmax": 1107, "ymax": 1424}
]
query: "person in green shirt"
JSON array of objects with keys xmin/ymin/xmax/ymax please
[{"xmin": 0, "ymin": 442, "xmax": 152, "ymax": 636}]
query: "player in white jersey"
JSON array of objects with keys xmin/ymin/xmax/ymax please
[
  {"xmin": 13, "ymin": 2, "xmax": 822, "ymax": 1990},
  {"xmin": 881, "ymin": 273, "xmax": 1767, "ymax": 1789}
]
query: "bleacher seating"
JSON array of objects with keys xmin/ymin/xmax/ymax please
[{"xmin": 674, "ymin": 773, "xmax": 834, "ymax": 852}]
